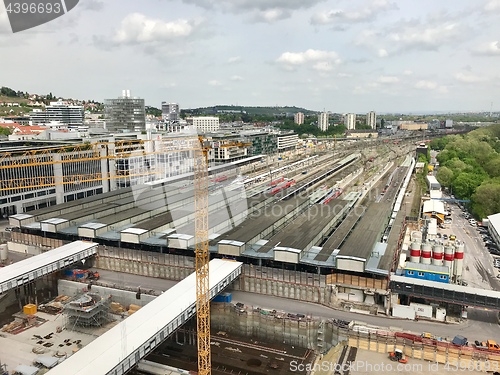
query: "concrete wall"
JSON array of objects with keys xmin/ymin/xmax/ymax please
[{"xmin": 96, "ymin": 246, "xmax": 195, "ymax": 281}]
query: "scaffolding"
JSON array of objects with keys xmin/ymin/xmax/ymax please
[{"xmin": 63, "ymin": 293, "xmax": 111, "ymax": 332}]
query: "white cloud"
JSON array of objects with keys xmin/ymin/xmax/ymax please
[
  {"xmin": 311, "ymin": 0, "xmax": 398, "ymax": 25},
  {"xmin": 387, "ymin": 21, "xmax": 462, "ymax": 52},
  {"xmin": 230, "ymin": 75, "xmax": 244, "ymax": 81},
  {"xmin": 475, "ymin": 41, "xmax": 500, "ymax": 56},
  {"xmin": 276, "ymin": 49, "xmax": 341, "ymax": 72},
  {"xmin": 208, "ymin": 80, "xmax": 222, "ymax": 86},
  {"xmin": 377, "ymin": 75, "xmax": 399, "ymax": 83},
  {"xmin": 484, "ymin": 0, "xmax": 500, "ymax": 11},
  {"xmin": 454, "ymin": 72, "xmax": 485, "ymax": 83},
  {"xmin": 253, "ymin": 8, "xmax": 290, "ymax": 23},
  {"xmin": 338, "ymin": 72, "xmax": 353, "ymax": 78},
  {"xmin": 227, "ymin": 56, "xmax": 242, "ymax": 64},
  {"xmin": 403, "ymin": 70, "xmax": 413, "ymax": 75},
  {"xmin": 415, "ymin": 80, "xmax": 437, "ymax": 89},
  {"xmin": 113, "ymin": 13, "xmax": 200, "ymax": 44},
  {"xmin": 378, "ymin": 49, "xmax": 388, "ymax": 57},
  {"xmin": 182, "ymin": 0, "xmax": 323, "ymax": 21}
]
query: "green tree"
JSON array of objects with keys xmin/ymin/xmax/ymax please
[
  {"xmin": 436, "ymin": 166, "xmax": 454, "ymax": 188},
  {"xmin": 484, "ymin": 157, "xmax": 500, "ymax": 178},
  {"xmin": 472, "ymin": 182, "xmax": 500, "ymax": 218},
  {"xmin": 452, "ymin": 172, "xmax": 486, "ymax": 199}
]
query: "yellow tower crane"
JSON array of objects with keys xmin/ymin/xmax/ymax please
[
  {"xmin": 0, "ymin": 137, "xmax": 213, "ymax": 375},
  {"xmin": 194, "ymin": 136, "xmax": 211, "ymax": 375}
]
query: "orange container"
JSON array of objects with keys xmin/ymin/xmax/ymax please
[{"xmin": 23, "ymin": 304, "xmax": 37, "ymax": 315}]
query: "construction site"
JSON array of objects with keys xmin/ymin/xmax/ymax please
[{"xmin": 2, "ymin": 134, "xmax": 499, "ymax": 375}]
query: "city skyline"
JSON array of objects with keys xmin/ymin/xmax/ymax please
[{"xmin": 0, "ymin": 0, "xmax": 499, "ymax": 113}]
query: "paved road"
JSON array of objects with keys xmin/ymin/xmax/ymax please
[{"xmin": 95, "ymin": 268, "xmax": 500, "ymax": 343}]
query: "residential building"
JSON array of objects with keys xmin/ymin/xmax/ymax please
[
  {"xmin": 318, "ymin": 112, "xmax": 329, "ymax": 131},
  {"xmin": 240, "ymin": 131, "xmax": 277, "ymax": 155},
  {"xmin": 367, "ymin": 111, "xmax": 376, "ymax": 129},
  {"xmin": 30, "ymin": 101, "xmax": 84, "ymax": 126},
  {"xmin": 162, "ymin": 102, "xmax": 180, "ymax": 123},
  {"xmin": 277, "ymin": 132, "xmax": 298, "ymax": 151},
  {"xmin": 104, "ymin": 90, "xmax": 146, "ymax": 132},
  {"xmin": 294, "ymin": 112, "xmax": 304, "ymax": 125},
  {"xmin": 187, "ymin": 116, "xmax": 220, "ymax": 133},
  {"xmin": 345, "ymin": 113, "xmax": 356, "ymax": 130}
]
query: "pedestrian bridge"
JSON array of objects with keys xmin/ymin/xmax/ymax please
[
  {"xmin": 47, "ymin": 259, "xmax": 242, "ymax": 375},
  {"xmin": 0, "ymin": 241, "xmax": 98, "ymax": 294}
]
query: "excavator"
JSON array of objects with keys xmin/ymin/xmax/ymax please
[{"xmin": 389, "ymin": 349, "xmax": 408, "ymax": 363}]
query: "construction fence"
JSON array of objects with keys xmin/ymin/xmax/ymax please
[
  {"xmin": 344, "ymin": 327, "xmax": 500, "ymax": 371},
  {"xmin": 326, "ymin": 273, "xmax": 387, "ymax": 290}
]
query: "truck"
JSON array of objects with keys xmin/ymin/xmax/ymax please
[{"xmin": 474, "ymin": 340, "xmax": 500, "ymax": 351}]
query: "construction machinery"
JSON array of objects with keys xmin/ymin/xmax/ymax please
[
  {"xmin": 1, "ymin": 136, "xmax": 215, "ymax": 375},
  {"xmin": 85, "ymin": 270, "xmax": 100, "ymax": 281},
  {"xmin": 389, "ymin": 349, "xmax": 408, "ymax": 363}
]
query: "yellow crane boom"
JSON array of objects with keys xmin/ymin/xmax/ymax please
[{"xmin": 194, "ymin": 136, "xmax": 211, "ymax": 375}]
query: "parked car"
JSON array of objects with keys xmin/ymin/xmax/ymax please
[
  {"xmin": 443, "ymin": 234, "xmax": 449, "ymax": 240},
  {"xmin": 450, "ymin": 234, "xmax": 456, "ymax": 241}
]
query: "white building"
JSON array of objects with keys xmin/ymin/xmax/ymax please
[
  {"xmin": 30, "ymin": 101, "xmax": 84, "ymax": 126},
  {"xmin": 188, "ymin": 116, "xmax": 220, "ymax": 133},
  {"xmin": 318, "ymin": 112, "xmax": 329, "ymax": 131},
  {"xmin": 345, "ymin": 113, "xmax": 356, "ymax": 130},
  {"xmin": 277, "ymin": 132, "xmax": 298, "ymax": 151},
  {"xmin": 162, "ymin": 102, "xmax": 180, "ymax": 123},
  {"xmin": 294, "ymin": 112, "xmax": 304, "ymax": 125},
  {"xmin": 367, "ymin": 111, "xmax": 376, "ymax": 129}
]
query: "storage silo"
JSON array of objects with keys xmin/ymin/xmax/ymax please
[
  {"xmin": 421, "ymin": 242, "xmax": 432, "ymax": 265},
  {"xmin": 432, "ymin": 244, "xmax": 444, "ymax": 266},
  {"xmin": 443, "ymin": 245, "xmax": 455, "ymax": 275},
  {"xmin": 454, "ymin": 242, "xmax": 465, "ymax": 277},
  {"xmin": 0, "ymin": 243, "xmax": 7, "ymax": 261},
  {"xmin": 410, "ymin": 242, "xmax": 421, "ymax": 263}
]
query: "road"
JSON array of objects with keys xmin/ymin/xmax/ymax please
[{"xmin": 95, "ymin": 268, "xmax": 500, "ymax": 344}]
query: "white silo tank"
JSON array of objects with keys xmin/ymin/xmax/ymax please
[
  {"xmin": 0, "ymin": 243, "xmax": 7, "ymax": 261},
  {"xmin": 454, "ymin": 242, "xmax": 465, "ymax": 277},
  {"xmin": 421, "ymin": 243, "xmax": 432, "ymax": 265},
  {"xmin": 410, "ymin": 241, "xmax": 421, "ymax": 263},
  {"xmin": 444, "ymin": 245, "xmax": 455, "ymax": 275},
  {"xmin": 432, "ymin": 244, "xmax": 444, "ymax": 266}
]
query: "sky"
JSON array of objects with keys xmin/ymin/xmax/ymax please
[{"xmin": 0, "ymin": 0, "xmax": 500, "ymax": 113}]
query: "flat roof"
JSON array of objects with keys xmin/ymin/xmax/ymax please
[
  {"xmin": 260, "ymin": 200, "xmax": 349, "ymax": 253},
  {"xmin": 488, "ymin": 213, "xmax": 500, "ymax": 234},
  {"xmin": 0, "ymin": 241, "xmax": 98, "ymax": 290},
  {"xmin": 46, "ymin": 259, "xmax": 242, "ymax": 375},
  {"xmin": 214, "ymin": 195, "xmax": 307, "ymax": 244},
  {"xmin": 338, "ymin": 166, "xmax": 407, "ymax": 260}
]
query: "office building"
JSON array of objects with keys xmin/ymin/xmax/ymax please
[
  {"xmin": 162, "ymin": 102, "xmax": 180, "ymax": 123},
  {"xmin": 30, "ymin": 101, "xmax": 84, "ymax": 126},
  {"xmin": 318, "ymin": 112, "xmax": 329, "ymax": 131},
  {"xmin": 188, "ymin": 116, "xmax": 220, "ymax": 133},
  {"xmin": 294, "ymin": 112, "xmax": 304, "ymax": 125},
  {"xmin": 345, "ymin": 113, "xmax": 356, "ymax": 130},
  {"xmin": 104, "ymin": 90, "xmax": 146, "ymax": 132},
  {"xmin": 367, "ymin": 111, "xmax": 376, "ymax": 129}
]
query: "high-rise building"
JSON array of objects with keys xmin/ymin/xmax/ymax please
[
  {"xmin": 187, "ymin": 116, "xmax": 220, "ymax": 133},
  {"xmin": 318, "ymin": 112, "xmax": 329, "ymax": 131},
  {"xmin": 294, "ymin": 112, "xmax": 304, "ymax": 125},
  {"xmin": 345, "ymin": 113, "xmax": 356, "ymax": 130},
  {"xmin": 367, "ymin": 111, "xmax": 376, "ymax": 129},
  {"xmin": 162, "ymin": 102, "xmax": 180, "ymax": 123},
  {"xmin": 30, "ymin": 101, "xmax": 84, "ymax": 126},
  {"xmin": 104, "ymin": 90, "xmax": 145, "ymax": 132}
]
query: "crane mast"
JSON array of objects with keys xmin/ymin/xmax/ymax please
[{"xmin": 194, "ymin": 136, "xmax": 211, "ymax": 375}]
